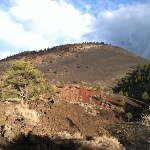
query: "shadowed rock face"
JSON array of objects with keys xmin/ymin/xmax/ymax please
[{"xmin": 0, "ymin": 43, "xmax": 148, "ymax": 85}]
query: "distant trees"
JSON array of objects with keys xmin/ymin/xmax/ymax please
[
  {"xmin": 0, "ymin": 60, "xmax": 53, "ymax": 101},
  {"xmin": 0, "ymin": 42, "xmax": 109, "ymax": 62},
  {"xmin": 113, "ymin": 63, "xmax": 150, "ymax": 104}
]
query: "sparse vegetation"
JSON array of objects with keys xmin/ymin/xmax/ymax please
[
  {"xmin": 0, "ymin": 42, "xmax": 103, "ymax": 62},
  {"xmin": 0, "ymin": 43, "xmax": 149, "ymax": 149}
]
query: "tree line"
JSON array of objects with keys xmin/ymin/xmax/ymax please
[{"xmin": 113, "ymin": 63, "xmax": 150, "ymax": 104}]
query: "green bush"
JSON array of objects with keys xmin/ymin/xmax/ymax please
[
  {"xmin": 114, "ymin": 63, "xmax": 150, "ymax": 103},
  {"xmin": 0, "ymin": 60, "xmax": 54, "ymax": 100}
]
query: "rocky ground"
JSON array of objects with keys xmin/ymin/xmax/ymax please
[{"xmin": 0, "ymin": 85, "xmax": 149, "ymax": 150}]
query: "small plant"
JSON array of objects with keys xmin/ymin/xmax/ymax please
[
  {"xmin": 142, "ymin": 92, "xmax": 149, "ymax": 100},
  {"xmin": 6, "ymin": 102, "xmax": 40, "ymax": 126},
  {"xmin": 118, "ymin": 97, "xmax": 126, "ymax": 106},
  {"xmin": 94, "ymin": 84, "xmax": 103, "ymax": 92},
  {"xmin": 119, "ymin": 91, "xmax": 124, "ymax": 96},
  {"xmin": 0, "ymin": 119, "xmax": 5, "ymax": 126},
  {"xmin": 125, "ymin": 112, "xmax": 133, "ymax": 122},
  {"xmin": 117, "ymin": 107, "xmax": 125, "ymax": 119},
  {"xmin": 142, "ymin": 114, "xmax": 150, "ymax": 127},
  {"xmin": 59, "ymin": 80, "xmax": 65, "ymax": 88}
]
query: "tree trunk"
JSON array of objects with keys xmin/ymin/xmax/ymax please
[{"xmin": 25, "ymin": 84, "xmax": 28, "ymax": 101}]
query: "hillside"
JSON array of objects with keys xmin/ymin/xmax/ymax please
[
  {"xmin": 0, "ymin": 84, "xmax": 149, "ymax": 150},
  {"xmin": 0, "ymin": 44, "xmax": 150, "ymax": 150},
  {"xmin": 0, "ymin": 43, "xmax": 148, "ymax": 85}
]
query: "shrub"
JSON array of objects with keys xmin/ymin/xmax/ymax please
[
  {"xmin": 142, "ymin": 114, "xmax": 150, "ymax": 127},
  {"xmin": 6, "ymin": 102, "xmax": 40, "ymax": 126},
  {"xmin": 82, "ymin": 136, "xmax": 125, "ymax": 150},
  {"xmin": 125, "ymin": 112, "xmax": 133, "ymax": 122},
  {"xmin": 118, "ymin": 98, "xmax": 126, "ymax": 106},
  {"xmin": 142, "ymin": 92, "xmax": 149, "ymax": 100}
]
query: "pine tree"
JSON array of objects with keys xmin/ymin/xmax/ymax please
[{"xmin": 1, "ymin": 60, "xmax": 52, "ymax": 100}]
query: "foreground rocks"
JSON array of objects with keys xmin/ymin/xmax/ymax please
[{"xmin": 0, "ymin": 98, "xmax": 149, "ymax": 150}]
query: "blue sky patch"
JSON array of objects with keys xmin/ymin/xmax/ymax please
[{"xmin": 0, "ymin": 0, "xmax": 150, "ymax": 59}]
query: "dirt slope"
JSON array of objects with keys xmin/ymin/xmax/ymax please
[
  {"xmin": 0, "ymin": 43, "xmax": 148, "ymax": 85},
  {"xmin": 0, "ymin": 95, "xmax": 149, "ymax": 150}
]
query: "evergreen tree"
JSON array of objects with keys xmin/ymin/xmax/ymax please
[
  {"xmin": 113, "ymin": 63, "xmax": 150, "ymax": 102},
  {"xmin": 1, "ymin": 60, "xmax": 53, "ymax": 100}
]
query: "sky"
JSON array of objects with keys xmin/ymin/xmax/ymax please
[{"xmin": 0, "ymin": 0, "xmax": 150, "ymax": 60}]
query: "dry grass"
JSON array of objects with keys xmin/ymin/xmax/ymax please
[
  {"xmin": 57, "ymin": 131, "xmax": 83, "ymax": 139},
  {"xmin": 78, "ymin": 103, "xmax": 98, "ymax": 116},
  {"xmin": 31, "ymin": 135, "xmax": 125, "ymax": 150},
  {"xmin": 142, "ymin": 114, "xmax": 150, "ymax": 127},
  {"xmin": 55, "ymin": 131, "xmax": 124, "ymax": 150},
  {"xmin": 6, "ymin": 101, "xmax": 40, "ymax": 126},
  {"xmin": 81, "ymin": 135, "xmax": 125, "ymax": 150}
]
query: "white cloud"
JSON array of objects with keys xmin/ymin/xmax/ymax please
[
  {"xmin": 84, "ymin": 3, "xmax": 150, "ymax": 58},
  {"xmin": 0, "ymin": 0, "xmax": 93, "ymax": 59},
  {"xmin": 0, "ymin": 10, "xmax": 49, "ymax": 50},
  {"xmin": 1, "ymin": 0, "xmax": 150, "ymax": 60},
  {"xmin": 0, "ymin": 50, "xmax": 13, "ymax": 60}
]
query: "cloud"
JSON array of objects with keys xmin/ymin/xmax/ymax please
[
  {"xmin": 0, "ymin": 0, "xmax": 150, "ymax": 60},
  {"xmin": 0, "ymin": 0, "xmax": 93, "ymax": 59},
  {"xmin": 0, "ymin": 50, "xmax": 13, "ymax": 60},
  {"xmin": 84, "ymin": 2, "xmax": 150, "ymax": 58},
  {"xmin": 0, "ymin": 10, "xmax": 50, "ymax": 49}
]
